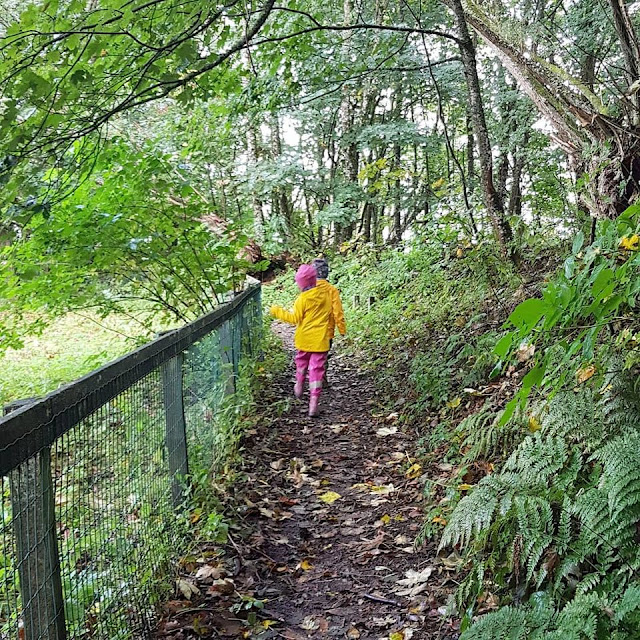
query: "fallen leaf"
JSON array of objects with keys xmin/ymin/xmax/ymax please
[
  {"xmin": 577, "ymin": 365, "xmax": 596, "ymax": 384},
  {"xmin": 528, "ymin": 415, "xmax": 542, "ymax": 433},
  {"xmin": 360, "ymin": 530, "xmax": 385, "ymax": 551},
  {"xmin": 298, "ymin": 559, "xmax": 313, "ymax": 571},
  {"xmin": 439, "ymin": 551, "xmax": 463, "ymax": 569},
  {"xmin": 406, "ymin": 463, "xmax": 422, "ymax": 479},
  {"xmin": 376, "ymin": 426, "xmax": 398, "ymax": 437},
  {"xmin": 395, "ymin": 567, "xmax": 434, "ymax": 597},
  {"xmin": 347, "ymin": 628, "xmax": 361, "ymax": 639},
  {"xmin": 318, "ymin": 491, "xmax": 342, "ymax": 504},
  {"xmin": 300, "ymin": 616, "xmax": 320, "ymax": 631},
  {"xmin": 372, "ymin": 616, "xmax": 397, "ymax": 628},
  {"xmin": 270, "ymin": 458, "xmax": 287, "ymax": 471},
  {"xmin": 446, "ymin": 397, "xmax": 461, "ymax": 409},
  {"xmin": 457, "ymin": 483, "xmax": 473, "ymax": 491},
  {"xmin": 370, "ymin": 484, "xmax": 396, "ymax": 495},
  {"xmin": 195, "ymin": 564, "xmax": 223, "ymax": 583},
  {"xmin": 389, "ymin": 632, "xmax": 404, "ymax": 640},
  {"xmin": 515, "ymin": 342, "xmax": 535, "ymax": 363},
  {"xmin": 436, "ymin": 463, "xmax": 453, "ymax": 472},
  {"xmin": 209, "ymin": 578, "xmax": 234, "ymax": 595},
  {"xmin": 177, "ymin": 578, "xmax": 200, "ymax": 600},
  {"xmin": 432, "ymin": 515, "xmax": 447, "ymax": 526}
]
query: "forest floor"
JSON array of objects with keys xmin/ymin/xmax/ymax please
[{"xmin": 155, "ymin": 324, "xmax": 459, "ymax": 640}]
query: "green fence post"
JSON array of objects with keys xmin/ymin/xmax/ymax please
[
  {"xmin": 160, "ymin": 354, "xmax": 190, "ymax": 508},
  {"xmin": 4, "ymin": 400, "xmax": 67, "ymax": 640},
  {"xmin": 219, "ymin": 320, "xmax": 236, "ymax": 394}
]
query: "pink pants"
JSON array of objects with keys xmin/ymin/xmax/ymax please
[{"xmin": 295, "ymin": 351, "xmax": 328, "ymax": 397}]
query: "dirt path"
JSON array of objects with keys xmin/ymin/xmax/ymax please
[{"xmin": 156, "ymin": 326, "xmax": 459, "ymax": 640}]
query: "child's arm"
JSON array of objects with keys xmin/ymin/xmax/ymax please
[
  {"xmin": 270, "ymin": 297, "xmax": 304, "ymax": 325},
  {"xmin": 332, "ymin": 289, "xmax": 347, "ymax": 335}
]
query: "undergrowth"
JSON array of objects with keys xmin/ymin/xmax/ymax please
[{"xmin": 288, "ymin": 212, "xmax": 640, "ymax": 638}]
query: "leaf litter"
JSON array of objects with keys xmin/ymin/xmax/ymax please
[{"xmin": 154, "ymin": 323, "xmax": 458, "ymax": 639}]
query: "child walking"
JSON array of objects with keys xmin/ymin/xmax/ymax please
[
  {"xmin": 270, "ymin": 264, "xmax": 333, "ymax": 417},
  {"xmin": 312, "ymin": 258, "xmax": 346, "ymax": 385}
]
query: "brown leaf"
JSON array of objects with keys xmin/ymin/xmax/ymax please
[{"xmin": 360, "ymin": 530, "xmax": 385, "ymax": 552}]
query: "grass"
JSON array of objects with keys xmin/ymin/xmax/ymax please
[{"xmin": 0, "ymin": 311, "xmax": 171, "ymax": 407}]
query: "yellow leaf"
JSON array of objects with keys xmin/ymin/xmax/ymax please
[
  {"xmin": 446, "ymin": 397, "xmax": 462, "ymax": 409},
  {"xmin": 318, "ymin": 491, "xmax": 341, "ymax": 504},
  {"xmin": 457, "ymin": 483, "xmax": 473, "ymax": 491},
  {"xmin": 406, "ymin": 463, "xmax": 422, "ymax": 479},
  {"xmin": 528, "ymin": 416, "xmax": 542, "ymax": 432},
  {"xmin": 432, "ymin": 515, "xmax": 447, "ymax": 526},
  {"xmin": 262, "ymin": 620, "xmax": 277, "ymax": 629},
  {"xmin": 370, "ymin": 484, "xmax": 395, "ymax": 494},
  {"xmin": 381, "ymin": 514, "xmax": 392, "ymax": 525},
  {"xmin": 432, "ymin": 177, "xmax": 445, "ymax": 189},
  {"xmin": 390, "ymin": 632, "xmax": 405, "ymax": 640},
  {"xmin": 619, "ymin": 234, "xmax": 640, "ymax": 250},
  {"xmin": 299, "ymin": 559, "xmax": 313, "ymax": 571},
  {"xmin": 577, "ymin": 365, "xmax": 596, "ymax": 384}
]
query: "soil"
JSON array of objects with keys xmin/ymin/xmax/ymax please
[{"xmin": 155, "ymin": 324, "xmax": 460, "ymax": 640}]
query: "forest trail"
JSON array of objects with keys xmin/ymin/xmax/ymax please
[{"xmin": 156, "ymin": 324, "xmax": 458, "ymax": 640}]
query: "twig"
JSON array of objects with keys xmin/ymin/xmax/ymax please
[{"xmin": 362, "ymin": 593, "xmax": 402, "ymax": 607}]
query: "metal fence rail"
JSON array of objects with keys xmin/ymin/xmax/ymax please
[{"xmin": 0, "ymin": 284, "xmax": 262, "ymax": 639}]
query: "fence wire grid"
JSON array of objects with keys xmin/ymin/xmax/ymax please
[{"xmin": 0, "ymin": 284, "xmax": 262, "ymax": 640}]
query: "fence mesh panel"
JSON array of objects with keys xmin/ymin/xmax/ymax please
[{"xmin": 0, "ymin": 285, "xmax": 261, "ymax": 640}]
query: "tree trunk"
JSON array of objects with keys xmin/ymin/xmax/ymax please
[
  {"xmin": 246, "ymin": 125, "xmax": 265, "ymax": 231},
  {"xmin": 270, "ymin": 113, "xmax": 292, "ymax": 231},
  {"xmin": 443, "ymin": 0, "xmax": 640, "ymax": 219},
  {"xmin": 449, "ymin": 0, "xmax": 514, "ymax": 257},
  {"xmin": 466, "ymin": 109, "xmax": 475, "ymax": 194}
]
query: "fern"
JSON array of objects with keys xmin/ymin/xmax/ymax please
[{"xmin": 457, "ymin": 403, "xmax": 526, "ymax": 462}]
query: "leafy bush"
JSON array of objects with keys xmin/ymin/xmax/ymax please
[{"xmin": 438, "ymin": 206, "xmax": 640, "ymax": 637}]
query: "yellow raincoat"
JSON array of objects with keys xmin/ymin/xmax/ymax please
[
  {"xmin": 316, "ymin": 279, "xmax": 346, "ymax": 338},
  {"xmin": 270, "ymin": 286, "xmax": 333, "ymax": 352}
]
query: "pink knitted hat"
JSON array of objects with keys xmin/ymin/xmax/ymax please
[{"xmin": 295, "ymin": 264, "xmax": 317, "ymax": 290}]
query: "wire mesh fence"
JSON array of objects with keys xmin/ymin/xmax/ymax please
[{"xmin": 0, "ymin": 284, "xmax": 261, "ymax": 640}]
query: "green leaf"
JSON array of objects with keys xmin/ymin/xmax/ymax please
[
  {"xmin": 499, "ymin": 395, "xmax": 519, "ymax": 426},
  {"xmin": 572, "ymin": 231, "xmax": 585, "ymax": 255},
  {"xmin": 522, "ymin": 364, "xmax": 544, "ymax": 390},
  {"xmin": 494, "ymin": 332, "xmax": 514, "ymax": 358},
  {"xmin": 508, "ymin": 299, "xmax": 547, "ymax": 332}
]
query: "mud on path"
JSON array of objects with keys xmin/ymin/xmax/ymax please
[{"xmin": 155, "ymin": 324, "xmax": 459, "ymax": 640}]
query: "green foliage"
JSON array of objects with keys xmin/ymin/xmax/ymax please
[
  {"xmin": 437, "ymin": 208, "xmax": 640, "ymax": 636},
  {"xmin": 0, "ymin": 138, "xmax": 254, "ymax": 350}
]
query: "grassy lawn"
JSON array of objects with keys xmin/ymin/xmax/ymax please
[{"xmin": 0, "ymin": 312, "xmax": 169, "ymax": 407}]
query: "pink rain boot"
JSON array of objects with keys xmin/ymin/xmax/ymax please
[
  {"xmin": 294, "ymin": 379, "xmax": 304, "ymax": 399},
  {"xmin": 308, "ymin": 394, "xmax": 320, "ymax": 417}
]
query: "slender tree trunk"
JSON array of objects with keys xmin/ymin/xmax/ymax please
[
  {"xmin": 466, "ymin": 109, "xmax": 475, "ymax": 195},
  {"xmin": 450, "ymin": 0, "xmax": 514, "ymax": 258},
  {"xmin": 508, "ymin": 134, "xmax": 529, "ymax": 219},
  {"xmin": 270, "ymin": 113, "xmax": 292, "ymax": 232},
  {"xmin": 246, "ymin": 125, "xmax": 265, "ymax": 231}
]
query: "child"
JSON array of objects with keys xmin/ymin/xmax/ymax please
[
  {"xmin": 270, "ymin": 264, "xmax": 333, "ymax": 417},
  {"xmin": 312, "ymin": 258, "xmax": 346, "ymax": 384}
]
